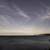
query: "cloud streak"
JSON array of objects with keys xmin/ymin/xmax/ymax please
[
  {"xmin": 12, "ymin": 4, "xmax": 30, "ymax": 22},
  {"xmin": 40, "ymin": 2, "xmax": 50, "ymax": 20}
]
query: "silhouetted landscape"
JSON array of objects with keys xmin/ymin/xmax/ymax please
[{"xmin": 0, "ymin": 33, "xmax": 49, "ymax": 50}]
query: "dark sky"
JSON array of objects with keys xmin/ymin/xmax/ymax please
[{"xmin": 0, "ymin": 0, "xmax": 50, "ymax": 35}]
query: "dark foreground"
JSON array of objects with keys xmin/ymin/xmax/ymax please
[{"xmin": 0, "ymin": 34, "xmax": 50, "ymax": 50}]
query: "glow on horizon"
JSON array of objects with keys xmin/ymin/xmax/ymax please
[{"xmin": 0, "ymin": 27, "xmax": 50, "ymax": 35}]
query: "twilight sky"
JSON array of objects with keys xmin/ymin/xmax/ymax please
[{"xmin": 0, "ymin": 0, "xmax": 50, "ymax": 35}]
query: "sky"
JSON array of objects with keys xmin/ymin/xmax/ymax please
[{"xmin": 0, "ymin": 0, "xmax": 50, "ymax": 35}]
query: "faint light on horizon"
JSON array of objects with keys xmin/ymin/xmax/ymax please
[{"xmin": 0, "ymin": 27, "xmax": 50, "ymax": 35}]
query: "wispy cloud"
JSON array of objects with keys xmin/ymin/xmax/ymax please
[
  {"xmin": 41, "ymin": 15, "xmax": 50, "ymax": 20},
  {"xmin": 40, "ymin": 2, "xmax": 50, "ymax": 20},
  {"xmin": 40, "ymin": 2, "xmax": 50, "ymax": 9},
  {"xmin": 12, "ymin": 4, "xmax": 30, "ymax": 22},
  {"xmin": 17, "ymin": 8, "xmax": 30, "ymax": 22},
  {"xmin": 0, "ymin": 15, "xmax": 10, "ymax": 26}
]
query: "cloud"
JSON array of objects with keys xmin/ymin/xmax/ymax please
[
  {"xmin": 12, "ymin": 4, "xmax": 30, "ymax": 22},
  {"xmin": 0, "ymin": 15, "xmax": 10, "ymax": 25},
  {"xmin": 39, "ymin": 2, "xmax": 50, "ymax": 20},
  {"xmin": 0, "ymin": 15, "xmax": 17, "ymax": 28},
  {"xmin": 17, "ymin": 8, "xmax": 30, "ymax": 22},
  {"xmin": 40, "ymin": 2, "xmax": 49, "ymax": 9},
  {"xmin": 41, "ymin": 15, "xmax": 50, "ymax": 20}
]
